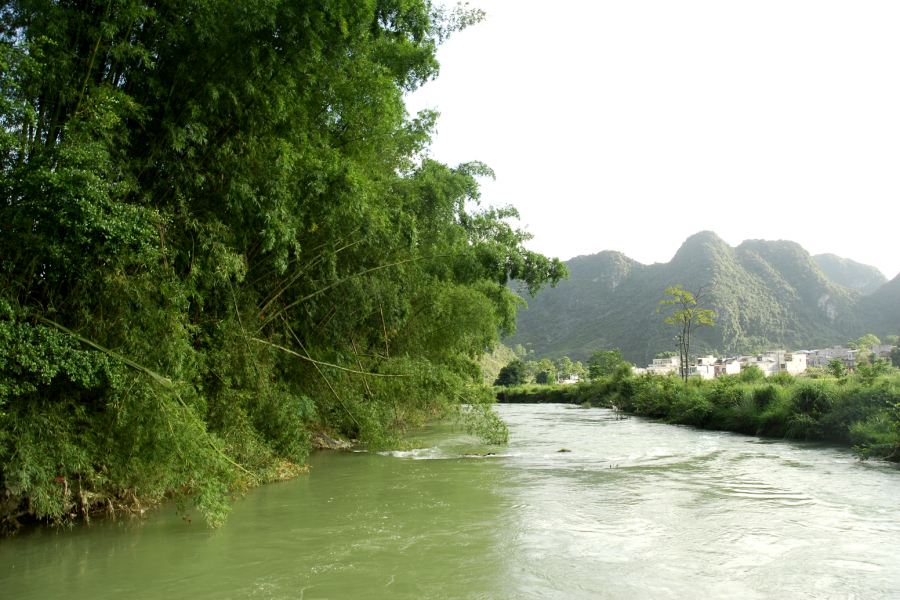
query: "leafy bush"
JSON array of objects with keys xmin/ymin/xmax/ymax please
[
  {"xmin": 739, "ymin": 365, "xmax": 766, "ymax": 383},
  {"xmin": 498, "ymin": 370, "xmax": 900, "ymax": 460},
  {"xmin": 494, "ymin": 359, "xmax": 528, "ymax": 387}
]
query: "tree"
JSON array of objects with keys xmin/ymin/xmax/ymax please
[
  {"xmin": 535, "ymin": 358, "xmax": 557, "ymax": 385},
  {"xmin": 851, "ymin": 334, "xmax": 882, "ymax": 367},
  {"xmin": 655, "ymin": 351, "xmax": 678, "ymax": 359},
  {"xmin": 856, "ymin": 357, "xmax": 892, "ymax": 386},
  {"xmin": 739, "ymin": 365, "xmax": 765, "ymax": 383},
  {"xmin": 827, "ymin": 358, "xmax": 847, "ymax": 379},
  {"xmin": 556, "ymin": 356, "xmax": 574, "ymax": 379},
  {"xmin": 571, "ymin": 361, "xmax": 586, "ymax": 380},
  {"xmin": 535, "ymin": 371, "xmax": 551, "ymax": 384},
  {"xmin": 0, "ymin": 0, "xmax": 569, "ymax": 530},
  {"xmin": 588, "ymin": 349, "xmax": 625, "ymax": 379},
  {"xmin": 849, "ymin": 334, "xmax": 881, "ymax": 351},
  {"xmin": 658, "ymin": 284, "xmax": 716, "ymax": 380},
  {"xmin": 884, "ymin": 335, "xmax": 899, "ymax": 345},
  {"xmin": 524, "ymin": 360, "xmax": 539, "ymax": 381},
  {"xmin": 512, "ymin": 344, "xmax": 528, "ymax": 357},
  {"xmin": 494, "ymin": 359, "xmax": 528, "ymax": 387}
]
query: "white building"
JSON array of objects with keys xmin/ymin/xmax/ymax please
[
  {"xmin": 806, "ymin": 346, "xmax": 858, "ymax": 369},
  {"xmin": 713, "ymin": 357, "xmax": 742, "ymax": 377},
  {"xmin": 738, "ymin": 353, "xmax": 778, "ymax": 376},
  {"xmin": 650, "ymin": 349, "xmax": 812, "ymax": 380},
  {"xmin": 646, "ymin": 356, "xmax": 681, "ymax": 376},
  {"xmin": 738, "ymin": 351, "xmax": 807, "ymax": 376},
  {"xmin": 689, "ymin": 356, "xmax": 718, "ymax": 380},
  {"xmin": 767, "ymin": 351, "xmax": 807, "ymax": 375},
  {"xmin": 868, "ymin": 344, "xmax": 897, "ymax": 360},
  {"xmin": 690, "ymin": 356, "xmax": 740, "ymax": 379}
]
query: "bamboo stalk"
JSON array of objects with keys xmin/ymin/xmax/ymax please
[
  {"xmin": 249, "ymin": 335, "xmax": 406, "ymax": 378},
  {"xmin": 36, "ymin": 316, "xmax": 175, "ymax": 391},
  {"xmin": 257, "ymin": 255, "xmax": 448, "ymax": 331},
  {"xmin": 276, "ymin": 318, "xmax": 363, "ymax": 430},
  {"xmin": 74, "ymin": 0, "xmax": 113, "ymax": 116},
  {"xmin": 35, "ymin": 316, "xmax": 253, "ymax": 476}
]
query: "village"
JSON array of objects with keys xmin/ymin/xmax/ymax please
[{"xmin": 633, "ymin": 343, "xmax": 898, "ymax": 379}]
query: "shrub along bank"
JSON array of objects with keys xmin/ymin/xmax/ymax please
[{"xmin": 498, "ymin": 366, "xmax": 900, "ymax": 460}]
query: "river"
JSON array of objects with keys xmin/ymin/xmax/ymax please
[{"xmin": 2, "ymin": 404, "xmax": 899, "ymax": 599}]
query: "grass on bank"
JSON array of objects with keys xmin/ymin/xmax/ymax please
[{"xmin": 495, "ymin": 365, "xmax": 900, "ymax": 460}]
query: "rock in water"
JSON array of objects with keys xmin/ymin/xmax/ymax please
[{"xmin": 310, "ymin": 432, "xmax": 351, "ymax": 450}]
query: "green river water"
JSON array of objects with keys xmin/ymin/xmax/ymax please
[{"xmin": 3, "ymin": 404, "xmax": 900, "ymax": 599}]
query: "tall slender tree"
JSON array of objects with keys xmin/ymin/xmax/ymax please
[{"xmin": 658, "ymin": 284, "xmax": 716, "ymax": 380}]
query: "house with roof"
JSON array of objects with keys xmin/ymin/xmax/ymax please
[
  {"xmin": 646, "ymin": 356, "xmax": 681, "ymax": 376},
  {"xmin": 738, "ymin": 351, "xmax": 807, "ymax": 376},
  {"xmin": 805, "ymin": 346, "xmax": 858, "ymax": 369}
]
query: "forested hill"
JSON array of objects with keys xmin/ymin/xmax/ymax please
[
  {"xmin": 858, "ymin": 273, "xmax": 900, "ymax": 338},
  {"xmin": 507, "ymin": 231, "xmax": 899, "ymax": 365},
  {"xmin": 813, "ymin": 254, "xmax": 887, "ymax": 295}
]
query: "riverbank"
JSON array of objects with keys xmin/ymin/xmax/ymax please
[{"xmin": 496, "ymin": 369, "xmax": 900, "ymax": 459}]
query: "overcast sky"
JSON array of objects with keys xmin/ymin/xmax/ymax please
[{"xmin": 405, "ymin": 0, "xmax": 900, "ymax": 281}]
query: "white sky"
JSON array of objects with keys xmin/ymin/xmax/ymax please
[{"xmin": 405, "ymin": 0, "xmax": 900, "ymax": 280}]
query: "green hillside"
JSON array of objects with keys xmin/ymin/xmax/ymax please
[
  {"xmin": 507, "ymin": 231, "xmax": 895, "ymax": 366},
  {"xmin": 858, "ymin": 273, "xmax": 900, "ymax": 337},
  {"xmin": 480, "ymin": 343, "xmax": 520, "ymax": 385},
  {"xmin": 813, "ymin": 253, "xmax": 887, "ymax": 295}
]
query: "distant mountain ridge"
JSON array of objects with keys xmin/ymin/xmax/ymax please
[
  {"xmin": 813, "ymin": 253, "xmax": 887, "ymax": 295},
  {"xmin": 508, "ymin": 232, "xmax": 900, "ymax": 366}
]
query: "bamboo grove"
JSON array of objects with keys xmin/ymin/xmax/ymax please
[{"xmin": 0, "ymin": 0, "xmax": 567, "ymax": 531}]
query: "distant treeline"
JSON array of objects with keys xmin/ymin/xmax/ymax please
[{"xmin": 498, "ymin": 367, "xmax": 900, "ymax": 460}]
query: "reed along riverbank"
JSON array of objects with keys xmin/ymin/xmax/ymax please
[{"xmin": 497, "ymin": 367, "xmax": 900, "ymax": 460}]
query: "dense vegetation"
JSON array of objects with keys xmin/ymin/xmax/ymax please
[
  {"xmin": 479, "ymin": 342, "xmax": 518, "ymax": 385},
  {"xmin": 507, "ymin": 231, "xmax": 900, "ymax": 365},
  {"xmin": 498, "ymin": 368, "xmax": 900, "ymax": 460},
  {"xmin": 813, "ymin": 253, "xmax": 888, "ymax": 295},
  {"xmin": 0, "ymin": 0, "xmax": 568, "ymax": 532}
]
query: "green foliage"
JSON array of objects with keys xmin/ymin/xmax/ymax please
[
  {"xmin": 849, "ymin": 334, "xmax": 881, "ymax": 351},
  {"xmin": 499, "ymin": 370, "xmax": 900, "ymax": 459},
  {"xmin": 494, "ymin": 359, "xmax": 528, "ymax": 387},
  {"xmin": 738, "ymin": 365, "xmax": 766, "ymax": 383},
  {"xmin": 555, "ymin": 356, "xmax": 574, "ymax": 379},
  {"xmin": 0, "ymin": 0, "xmax": 565, "ymax": 532},
  {"xmin": 658, "ymin": 285, "xmax": 717, "ymax": 331},
  {"xmin": 534, "ymin": 358, "xmax": 557, "ymax": 385},
  {"xmin": 857, "ymin": 358, "xmax": 893, "ymax": 386},
  {"xmin": 535, "ymin": 371, "xmax": 553, "ymax": 385},
  {"xmin": 588, "ymin": 349, "xmax": 626, "ymax": 379},
  {"xmin": 768, "ymin": 371, "xmax": 796, "ymax": 387},
  {"xmin": 827, "ymin": 359, "xmax": 847, "ymax": 379},
  {"xmin": 571, "ymin": 361, "xmax": 586, "ymax": 379},
  {"xmin": 479, "ymin": 343, "xmax": 518, "ymax": 386},
  {"xmin": 813, "ymin": 253, "xmax": 887, "ymax": 295},
  {"xmin": 659, "ymin": 283, "xmax": 715, "ymax": 380}
]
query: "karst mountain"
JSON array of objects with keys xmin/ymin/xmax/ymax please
[{"xmin": 507, "ymin": 231, "xmax": 900, "ymax": 365}]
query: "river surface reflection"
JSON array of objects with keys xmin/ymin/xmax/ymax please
[{"xmin": 3, "ymin": 404, "xmax": 900, "ymax": 599}]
